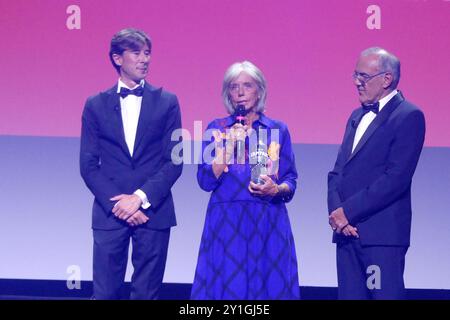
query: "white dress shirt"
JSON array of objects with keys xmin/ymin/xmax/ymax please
[
  {"xmin": 352, "ymin": 90, "xmax": 398, "ymax": 153},
  {"xmin": 117, "ymin": 79, "xmax": 150, "ymax": 209}
]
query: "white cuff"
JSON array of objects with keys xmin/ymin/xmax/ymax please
[{"xmin": 134, "ymin": 189, "xmax": 151, "ymax": 209}]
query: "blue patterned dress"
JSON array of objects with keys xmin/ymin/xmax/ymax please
[{"xmin": 191, "ymin": 113, "xmax": 300, "ymax": 300}]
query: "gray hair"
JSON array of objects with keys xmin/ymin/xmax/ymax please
[
  {"xmin": 222, "ymin": 61, "xmax": 267, "ymax": 114},
  {"xmin": 361, "ymin": 47, "xmax": 401, "ymax": 89}
]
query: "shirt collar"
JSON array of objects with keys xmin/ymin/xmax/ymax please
[
  {"xmin": 223, "ymin": 112, "xmax": 273, "ymax": 128},
  {"xmin": 378, "ymin": 89, "xmax": 398, "ymax": 112},
  {"xmin": 117, "ymin": 79, "xmax": 145, "ymax": 93},
  {"xmin": 254, "ymin": 112, "xmax": 272, "ymax": 127}
]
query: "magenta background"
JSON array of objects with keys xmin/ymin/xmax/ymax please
[{"xmin": 1, "ymin": 0, "xmax": 449, "ymax": 146}]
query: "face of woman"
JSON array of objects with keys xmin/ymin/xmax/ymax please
[{"xmin": 228, "ymin": 72, "xmax": 260, "ymax": 112}]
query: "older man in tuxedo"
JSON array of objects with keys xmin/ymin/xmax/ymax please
[
  {"xmin": 328, "ymin": 47, "xmax": 425, "ymax": 299},
  {"xmin": 80, "ymin": 28, "xmax": 182, "ymax": 299}
]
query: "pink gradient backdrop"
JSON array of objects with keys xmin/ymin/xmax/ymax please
[{"xmin": 0, "ymin": 0, "xmax": 449, "ymax": 146}]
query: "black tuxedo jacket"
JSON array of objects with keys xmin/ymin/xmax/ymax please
[
  {"xmin": 80, "ymin": 82, "xmax": 182, "ymax": 230},
  {"xmin": 328, "ymin": 92, "xmax": 425, "ymax": 246}
]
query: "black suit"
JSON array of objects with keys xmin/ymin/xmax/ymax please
[
  {"xmin": 80, "ymin": 82, "xmax": 182, "ymax": 299},
  {"xmin": 328, "ymin": 92, "xmax": 425, "ymax": 299}
]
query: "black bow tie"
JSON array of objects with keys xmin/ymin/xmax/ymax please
[
  {"xmin": 362, "ymin": 102, "xmax": 379, "ymax": 115},
  {"xmin": 119, "ymin": 86, "xmax": 144, "ymax": 98}
]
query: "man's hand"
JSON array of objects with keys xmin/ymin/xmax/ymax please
[
  {"xmin": 248, "ymin": 175, "xmax": 279, "ymax": 197},
  {"xmin": 111, "ymin": 194, "xmax": 142, "ymax": 221},
  {"xmin": 342, "ymin": 224, "xmax": 359, "ymax": 238},
  {"xmin": 329, "ymin": 207, "xmax": 359, "ymax": 237},
  {"xmin": 329, "ymin": 207, "xmax": 348, "ymax": 232},
  {"xmin": 126, "ymin": 210, "xmax": 149, "ymax": 227}
]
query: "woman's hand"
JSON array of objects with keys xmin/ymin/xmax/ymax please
[
  {"xmin": 212, "ymin": 130, "xmax": 232, "ymax": 177},
  {"xmin": 248, "ymin": 174, "xmax": 279, "ymax": 197},
  {"xmin": 212, "ymin": 130, "xmax": 234, "ymax": 164},
  {"xmin": 211, "ymin": 124, "xmax": 250, "ymax": 178},
  {"xmin": 229, "ymin": 123, "xmax": 249, "ymax": 143}
]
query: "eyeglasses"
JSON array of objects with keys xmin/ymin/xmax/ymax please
[
  {"xmin": 229, "ymin": 82, "xmax": 256, "ymax": 92},
  {"xmin": 352, "ymin": 71, "xmax": 387, "ymax": 86}
]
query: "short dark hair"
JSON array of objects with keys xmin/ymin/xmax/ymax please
[{"xmin": 109, "ymin": 28, "xmax": 152, "ymax": 73}]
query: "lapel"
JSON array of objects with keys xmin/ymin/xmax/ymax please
[
  {"xmin": 104, "ymin": 85, "xmax": 132, "ymax": 159},
  {"xmin": 132, "ymin": 82, "xmax": 162, "ymax": 157},
  {"xmin": 346, "ymin": 91, "xmax": 404, "ymax": 164},
  {"xmin": 341, "ymin": 112, "xmax": 361, "ymax": 163}
]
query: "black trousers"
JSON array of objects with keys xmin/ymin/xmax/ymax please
[
  {"xmin": 93, "ymin": 226, "xmax": 170, "ymax": 300},
  {"xmin": 336, "ymin": 238, "xmax": 408, "ymax": 300}
]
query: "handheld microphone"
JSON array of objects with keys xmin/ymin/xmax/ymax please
[
  {"xmin": 234, "ymin": 105, "xmax": 247, "ymax": 164},
  {"xmin": 235, "ymin": 104, "xmax": 246, "ymax": 125}
]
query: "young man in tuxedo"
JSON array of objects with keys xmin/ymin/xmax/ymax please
[
  {"xmin": 80, "ymin": 28, "xmax": 182, "ymax": 299},
  {"xmin": 328, "ymin": 47, "xmax": 425, "ymax": 299}
]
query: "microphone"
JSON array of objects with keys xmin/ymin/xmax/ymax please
[
  {"xmin": 234, "ymin": 105, "xmax": 246, "ymax": 164},
  {"xmin": 235, "ymin": 104, "xmax": 246, "ymax": 125}
]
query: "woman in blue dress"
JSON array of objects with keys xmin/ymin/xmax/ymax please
[{"xmin": 191, "ymin": 61, "xmax": 300, "ymax": 300}]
